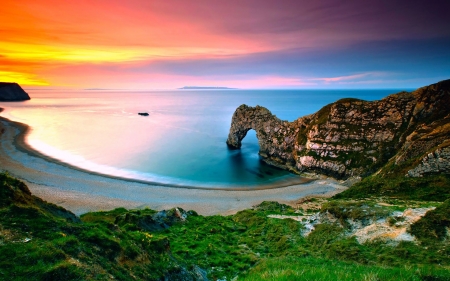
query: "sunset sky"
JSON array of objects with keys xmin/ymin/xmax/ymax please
[{"xmin": 1, "ymin": 1, "xmax": 450, "ymax": 89}]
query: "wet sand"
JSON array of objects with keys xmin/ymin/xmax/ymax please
[{"xmin": 0, "ymin": 110, "xmax": 347, "ymax": 216}]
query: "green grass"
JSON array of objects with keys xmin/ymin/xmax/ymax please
[
  {"xmin": 321, "ymin": 200, "xmax": 392, "ymax": 227},
  {"xmin": 0, "ymin": 172, "xmax": 197, "ymax": 280},
  {"xmin": 334, "ymin": 174, "xmax": 450, "ymax": 201},
  {"xmin": 2, "ymin": 172, "xmax": 450, "ymax": 280},
  {"xmin": 239, "ymin": 257, "xmax": 450, "ymax": 281},
  {"xmin": 159, "ymin": 204, "xmax": 304, "ymax": 279},
  {"xmin": 410, "ymin": 198, "xmax": 450, "ymax": 241}
]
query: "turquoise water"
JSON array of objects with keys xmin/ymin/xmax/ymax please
[{"xmin": 0, "ymin": 89, "xmax": 403, "ymax": 187}]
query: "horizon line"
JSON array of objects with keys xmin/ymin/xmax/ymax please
[{"xmin": 21, "ymin": 87, "xmax": 416, "ymax": 91}]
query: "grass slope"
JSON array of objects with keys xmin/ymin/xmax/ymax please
[
  {"xmin": 334, "ymin": 174, "xmax": 450, "ymax": 201},
  {"xmin": 0, "ymin": 172, "xmax": 201, "ymax": 280},
  {"xmin": 1, "ymin": 172, "xmax": 450, "ymax": 280},
  {"xmin": 240, "ymin": 257, "xmax": 450, "ymax": 281}
]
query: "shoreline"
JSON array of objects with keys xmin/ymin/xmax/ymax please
[
  {"xmin": 5, "ymin": 111, "xmax": 312, "ymax": 191},
  {"xmin": 0, "ymin": 107, "xmax": 347, "ymax": 215}
]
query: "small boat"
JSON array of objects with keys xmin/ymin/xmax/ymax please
[{"xmin": 138, "ymin": 112, "xmax": 149, "ymax": 116}]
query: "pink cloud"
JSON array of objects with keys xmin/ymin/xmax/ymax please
[{"xmin": 311, "ymin": 72, "xmax": 389, "ymax": 84}]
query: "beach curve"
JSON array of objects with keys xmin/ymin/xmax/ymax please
[{"xmin": 0, "ymin": 108, "xmax": 347, "ymax": 215}]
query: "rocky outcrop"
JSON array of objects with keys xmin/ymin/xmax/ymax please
[
  {"xmin": 226, "ymin": 105, "xmax": 299, "ymax": 171},
  {"xmin": 0, "ymin": 172, "xmax": 80, "ymax": 222},
  {"xmin": 0, "ymin": 82, "xmax": 31, "ymax": 101},
  {"xmin": 298, "ymin": 205, "xmax": 434, "ymax": 244},
  {"xmin": 407, "ymin": 147, "xmax": 450, "ymax": 177},
  {"xmin": 114, "ymin": 207, "xmax": 192, "ymax": 232},
  {"xmin": 227, "ymin": 79, "xmax": 450, "ymax": 179}
]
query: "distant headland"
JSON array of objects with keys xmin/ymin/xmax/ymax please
[
  {"xmin": 0, "ymin": 82, "xmax": 31, "ymax": 101},
  {"xmin": 179, "ymin": 86, "xmax": 236, "ymax": 90},
  {"xmin": 227, "ymin": 79, "xmax": 450, "ymax": 180}
]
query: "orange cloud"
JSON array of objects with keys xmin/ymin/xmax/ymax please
[
  {"xmin": 1, "ymin": 0, "xmax": 273, "ymax": 86},
  {"xmin": 1, "ymin": 1, "xmax": 448, "ymax": 88},
  {"xmin": 0, "ymin": 70, "xmax": 49, "ymax": 86}
]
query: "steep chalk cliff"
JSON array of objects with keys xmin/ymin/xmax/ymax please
[
  {"xmin": 227, "ymin": 79, "xmax": 450, "ymax": 179},
  {"xmin": 0, "ymin": 82, "xmax": 31, "ymax": 101}
]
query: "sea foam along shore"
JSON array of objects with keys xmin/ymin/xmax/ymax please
[{"xmin": 0, "ymin": 108, "xmax": 346, "ymax": 216}]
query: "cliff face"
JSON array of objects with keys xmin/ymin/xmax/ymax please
[
  {"xmin": 0, "ymin": 82, "xmax": 31, "ymax": 101},
  {"xmin": 226, "ymin": 105, "xmax": 299, "ymax": 172},
  {"xmin": 227, "ymin": 79, "xmax": 450, "ymax": 179}
]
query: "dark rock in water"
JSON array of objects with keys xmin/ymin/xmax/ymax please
[
  {"xmin": 0, "ymin": 82, "xmax": 31, "ymax": 101},
  {"xmin": 138, "ymin": 112, "xmax": 149, "ymax": 116},
  {"xmin": 227, "ymin": 79, "xmax": 450, "ymax": 179}
]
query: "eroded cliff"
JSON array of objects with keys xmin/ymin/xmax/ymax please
[
  {"xmin": 0, "ymin": 82, "xmax": 31, "ymax": 101},
  {"xmin": 227, "ymin": 79, "xmax": 450, "ymax": 179}
]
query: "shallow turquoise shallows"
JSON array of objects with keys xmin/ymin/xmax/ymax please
[{"xmin": 0, "ymin": 89, "xmax": 402, "ymax": 188}]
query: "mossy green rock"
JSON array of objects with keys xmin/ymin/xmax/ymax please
[{"xmin": 0, "ymin": 172, "xmax": 206, "ymax": 280}]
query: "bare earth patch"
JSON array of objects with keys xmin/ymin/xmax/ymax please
[{"xmin": 268, "ymin": 197, "xmax": 436, "ymax": 244}]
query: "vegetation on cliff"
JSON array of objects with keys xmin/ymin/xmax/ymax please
[
  {"xmin": 0, "ymin": 172, "xmax": 205, "ymax": 280},
  {"xmin": 1, "ymin": 172, "xmax": 449, "ymax": 280},
  {"xmin": 335, "ymin": 174, "xmax": 450, "ymax": 201},
  {"xmin": 227, "ymin": 79, "xmax": 450, "ymax": 180}
]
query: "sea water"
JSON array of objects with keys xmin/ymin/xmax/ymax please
[{"xmin": 0, "ymin": 89, "xmax": 402, "ymax": 188}]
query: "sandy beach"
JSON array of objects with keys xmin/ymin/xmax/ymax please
[{"xmin": 0, "ymin": 111, "xmax": 347, "ymax": 216}]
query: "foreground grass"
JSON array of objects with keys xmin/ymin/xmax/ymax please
[
  {"xmin": 81, "ymin": 202, "xmax": 450, "ymax": 280},
  {"xmin": 0, "ymin": 172, "xmax": 196, "ymax": 280},
  {"xmin": 1, "ymin": 172, "xmax": 450, "ymax": 280},
  {"xmin": 240, "ymin": 257, "xmax": 450, "ymax": 281},
  {"xmin": 334, "ymin": 174, "xmax": 450, "ymax": 201},
  {"xmin": 411, "ymin": 198, "xmax": 450, "ymax": 241}
]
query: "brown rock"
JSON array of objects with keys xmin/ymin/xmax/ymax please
[{"xmin": 226, "ymin": 79, "xmax": 450, "ymax": 179}]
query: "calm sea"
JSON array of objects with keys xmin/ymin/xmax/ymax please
[{"xmin": 0, "ymin": 89, "xmax": 403, "ymax": 188}]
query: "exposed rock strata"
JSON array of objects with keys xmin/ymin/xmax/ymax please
[
  {"xmin": 296, "ymin": 207, "xmax": 435, "ymax": 244},
  {"xmin": 0, "ymin": 82, "xmax": 31, "ymax": 101},
  {"xmin": 407, "ymin": 147, "xmax": 450, "ymax": 177},
  {"xmin": 227, "ymin": 79, "xmax": 450, "ymax": 179}
]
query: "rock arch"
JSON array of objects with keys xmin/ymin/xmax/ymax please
[
  {"xmin": 226, "ymin": 104, "xmax": 298, "ymax": 169},
  {"xmin": 225, "ymin": 79, "xmax": 450, "ymax": 179}
]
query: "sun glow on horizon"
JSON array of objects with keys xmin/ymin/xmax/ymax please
[
  {"xmin": 0, "ymin": 71, "xmax": 49, "ymax": 86},
  {"xmin": 1, "ymin": 1, "xmax": 449, "ymax": 88}
]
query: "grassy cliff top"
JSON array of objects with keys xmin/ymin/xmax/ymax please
[{"xmin": 1, "ymin": 172, "xmax": 449, "ymax": 280}]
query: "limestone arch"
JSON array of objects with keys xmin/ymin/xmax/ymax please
[{"xmin": 226, "ymin": 105, "xmax": 273, "ymax": 149}]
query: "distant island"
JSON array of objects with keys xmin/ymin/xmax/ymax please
[{"xmin": 178, "ymin": 86, "xmax": 236, "ymax": 90}]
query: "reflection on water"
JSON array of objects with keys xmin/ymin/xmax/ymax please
[{"xmin": 0, "ymin": 89, "xmax": 395, "ymax": 187}]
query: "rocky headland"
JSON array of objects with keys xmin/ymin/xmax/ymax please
[
  {"xmin": 227, "ymin": 79, "xmax": 450, "ymax": 179},
  {"xmin": 0, "ymin": 82, "xmax": 31, "ymax": 101}
]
